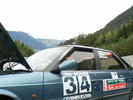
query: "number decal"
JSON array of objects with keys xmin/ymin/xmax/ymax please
[
  {"xmin": 64, "ymin": 77, "xmax": 77, "ymax": 94},
  {"xmin": 63, "ymin": 76, "xmax": 78, "ymax": 96},
  {"xmin": 79, "ymin": 76, "xmax": 91, "ymax": 93},
  {"xmin": 62, "ymin": 72, "xmax": 91, "ymax": 96}
]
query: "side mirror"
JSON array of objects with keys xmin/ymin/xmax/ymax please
[{"xmin": 59, "ymin": 60, "xmax": 77, "ymax": 71}]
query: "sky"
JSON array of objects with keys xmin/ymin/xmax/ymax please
[{"xmin": 0, "ymin": 0, "xmax": 133, "ymax": 40}]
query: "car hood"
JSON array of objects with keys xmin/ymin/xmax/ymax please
[{"xmin": 0, "ymin": 23, "xmax": 31, "ymax": 70}]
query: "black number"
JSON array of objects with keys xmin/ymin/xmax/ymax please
[
  {"xmin": 81, "ymin": 76, "xmax": 90, "ymax": 91},
  {"xmin": 64, "ymin": 77, "xmax": 76, "ymax": 94}
]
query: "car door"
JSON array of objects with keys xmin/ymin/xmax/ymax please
[
  {"xmin": 97, "ymin": 50, "xmax": 132, "ymax": 100},
  {"xmin": 44, "ymin": 47, "xmax": 103, "ymax": 100}
]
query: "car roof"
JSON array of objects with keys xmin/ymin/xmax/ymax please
[{"xmin": 59, "ymin": 45, "xmax": 112, "ymax": 52}]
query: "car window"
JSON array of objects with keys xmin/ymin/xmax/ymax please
[
  {"xmin": 98, "ymin": 51, "xmax": 125, "ymax": 70},
  {"xmin": 13, "ymin": 47, "xmax": 68, "ymax": 71},
  {"xmin": 68, "ymin": 50, "xmax": 96, "ymax": 70}
]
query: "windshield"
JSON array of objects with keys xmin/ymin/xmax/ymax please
[{"xmin": 13, "ymin": 47, "xmax": 68, "ymax": 71}]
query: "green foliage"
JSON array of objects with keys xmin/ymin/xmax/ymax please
[
  {"xmin": 61, "ymin": 7, "xmax": 133, "ymax": 56},
  {"xmin": 61, "ymin": 21, "xmax": 133, "ymax": 56},
  {"xmin": 104, "ymin": 6, "xmax": 133, "ymax": 30},
  {"xmin": 14, "ymin": 40, "xmax": 35, "ymax": 57},
  {"xmin": 101, "ymin": 34, "xmax": 133, "ymax": 56}
]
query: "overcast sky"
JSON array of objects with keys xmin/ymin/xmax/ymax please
[{"xmin": 0, "ymin": 0, "xmax": 133, "ymax": 40}]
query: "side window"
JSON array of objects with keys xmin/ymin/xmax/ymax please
[
  {"xmin": 98, "ymin": 51, "xmax": 125, "ymax": 70},
  {"xmin": 69, "ymin": 50, "xmax": 96, "ymax": 70}
]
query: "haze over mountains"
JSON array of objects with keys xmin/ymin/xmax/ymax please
[
  {"xmin": 8, "ymin": 31, "xmax": 62, "ymax": 50},
  {"xmin": 37, "ymin": 38, "xmax": 62, "ymax": 48}
]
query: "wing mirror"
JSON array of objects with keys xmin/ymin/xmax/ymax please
[{"xmin": 59, "ymin": 60, "xmax": 77, "ymax": 71}]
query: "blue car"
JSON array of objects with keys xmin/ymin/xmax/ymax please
[{"xmin": 0, "ymin": 23, "xmax": 133, "ymax": 100}]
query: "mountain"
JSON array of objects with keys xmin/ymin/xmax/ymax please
[
  {"xmin": 8, "ymin": 31, "xmax": 47, "ymax": 50},
  {"xmin": 62, "ymin": 6, "xmax": 133, "ymax": 56},
  {"xmin": 104, "ymin": 6, "xmax": 133, "ymax": 30},
  {"xmin": 37, "ymin": 38, "xmax": 62, "ymax": 47},
  {"xmin": 8, "ymin": 31, "xmax": 62, "ymax": 50}
]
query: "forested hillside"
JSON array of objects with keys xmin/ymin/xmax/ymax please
[
  {"xmin": 104, "ymin": 6, "xmax": 133, "ymax": 31},
  {"xmin": 9, "ymin": 31, "xmax": 62, "ymax": 50},
  {"xmin": 15, "ymin": 40, "xmax": 34, "ymax": 57},
  {"xmin": 62, "ymin": 6, "xmax": 133, "ymax": 56},
  {"xmin": 9, "ymin": 31, "xmax": 47, "ymax": 50}
]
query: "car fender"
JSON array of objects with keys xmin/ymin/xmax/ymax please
[{"xmin": 0, "ymin": 89, "xmax": 21, "ymax": 100}]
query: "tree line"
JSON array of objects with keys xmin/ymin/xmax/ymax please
[
  {"xmin": 61, "ymin": 21, "xmax": 133, "ymax": 56},
  {"xmin": 14, "ymin": 40, "xmax": 35, "ymax": 57}
]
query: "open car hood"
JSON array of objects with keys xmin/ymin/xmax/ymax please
[{"xmin": 0, "ymin": 23, "xmax": 32, "ymax": 71}]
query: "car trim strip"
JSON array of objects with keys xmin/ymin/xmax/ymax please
[{"xmin": 103, "ymin": 91, "xmax": 130, "ymax": 98}]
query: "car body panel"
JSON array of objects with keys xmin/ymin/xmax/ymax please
[
  {"xmin": 44, "ymin": 70, "xmax": 133, "ymax": 100},
  {"xmin": 97, "ymin": 70, "xmax": 131, "ymax": 100},
  {"xmin": 0, "ymin": 72, "xmax": 43, "ymax": 100}
]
